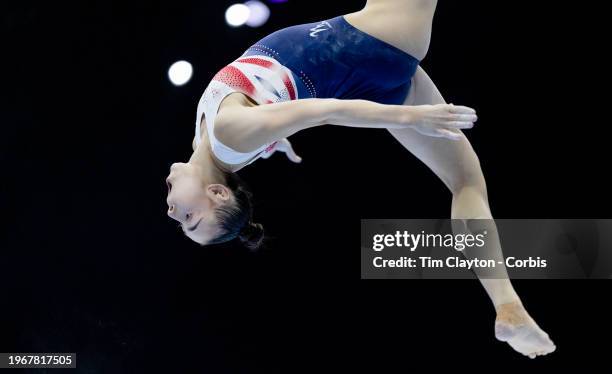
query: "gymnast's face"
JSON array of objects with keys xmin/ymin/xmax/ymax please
[{"xmin": 165, "ymin": 162, "xmax": 231, "ymax": 244}]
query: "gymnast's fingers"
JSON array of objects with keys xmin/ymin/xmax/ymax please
[
  {"xmin": 448, "ymin": 113, "xmax": 478, "ymax": 122},
  {"xmin": 447, "ymin": 104, "xmax": 477, "ymax": 115},
  {"xmin": 444, "ymin": 120, "xmax": 474, "ymax": 129}
]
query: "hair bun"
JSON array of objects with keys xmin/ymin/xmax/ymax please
[{"xmin": 238, "ymin": 222, "xmax": 264, "ymax": 250}]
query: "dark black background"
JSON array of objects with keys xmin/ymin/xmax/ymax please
[{"xmin": 1, "ymin": 0, "xmax": 610, "ymax": 372}]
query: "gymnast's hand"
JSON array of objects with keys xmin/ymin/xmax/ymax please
[
  {"xmin": 407, "ymin": 104, "xmax": 477, "ymax": 141},
  {"xmin": 260, "ymin": 138, "xmax": 302, "ymax": 163}
]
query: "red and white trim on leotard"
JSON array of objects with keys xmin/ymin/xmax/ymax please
[
  {"xmin": 212, "ymin": 55, "xmax": 298, "ymax": 104},
  {"xmin": 235, "ymin": 57, "xmax": 297, "ymax": 100},
  {"xmin": 194, "ymin": 55, "xmax": 297, "ymax": 165}
]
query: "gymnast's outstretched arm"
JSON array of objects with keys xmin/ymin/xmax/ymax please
[{"xmin": 214, "ymin": 97, "xmax": 477, "ymax": 153}]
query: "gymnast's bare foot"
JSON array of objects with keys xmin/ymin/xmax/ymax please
[{"xmin": 494, "ymin": 301, "xmax": 556, "ymax": 359}]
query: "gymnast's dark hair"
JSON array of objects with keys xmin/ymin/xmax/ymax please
[{"xmin": 207, "ymin": 171, "xmax": 264, "ymax": 250}]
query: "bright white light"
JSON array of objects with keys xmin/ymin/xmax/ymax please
[
  {"xmin": 168, "ymin": 60, "xmax": 193, "ymax": 86},
  {"xmin": 245, "ymin": 1, "xmax": 270, "ymax": 27},
  {"xmin": 225, "ymin": 4, "xmax": 250, "ymax": 27}
]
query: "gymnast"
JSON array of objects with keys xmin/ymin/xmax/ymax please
[{"xmin": 165, "ymin": 0, "xmax": 556, "ymax": 358}]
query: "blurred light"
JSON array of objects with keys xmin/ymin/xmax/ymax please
[
  {"xmin": 225, "ymin": 4, "xmax": 250, "ymax": 27},
  {"xmin": 245, "ymin": 1, "xmax": 270, "ymax": 27},
  {"xmin": 168, "ymin": 60, "xmax": 193, "ymax": 86}
]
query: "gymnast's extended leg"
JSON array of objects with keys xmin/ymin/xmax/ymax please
[{"xmin": 387, "ymin": 66, "xmax": 556, "ymax": 359}]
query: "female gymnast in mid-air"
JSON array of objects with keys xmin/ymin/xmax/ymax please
[{"xmin": 165, "ymin": 0, "xmax": 556, "ymax": 358}]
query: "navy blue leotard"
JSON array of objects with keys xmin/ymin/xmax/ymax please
[
  {"xmin": 244, "ymin": 15, "xmax": 420, "ymax": 104},
  {"xmin": 196, "ymin": 16, "xmax": 420, "ymax": 165}
]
